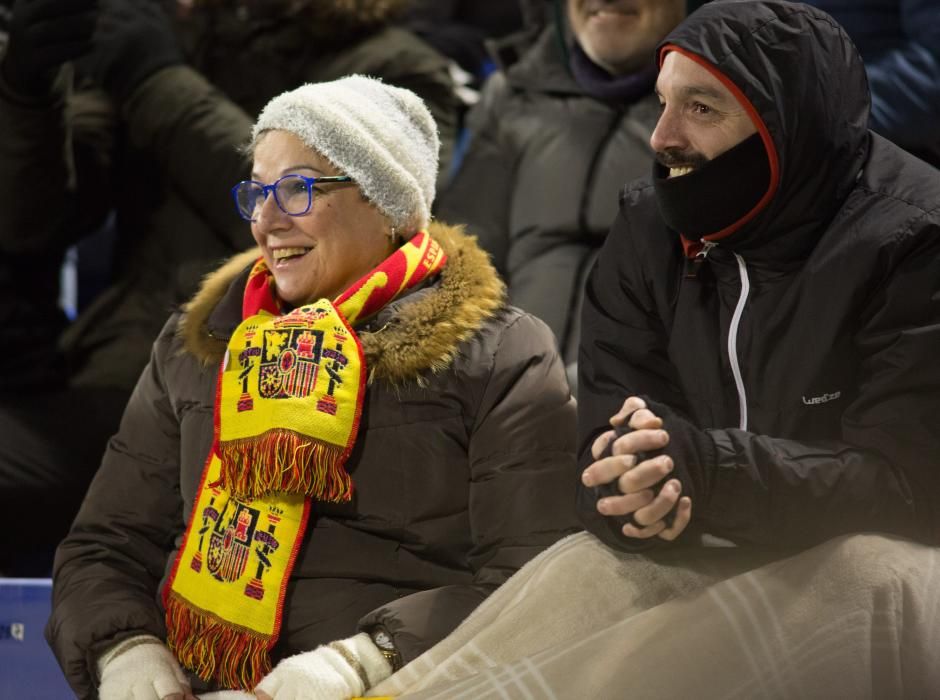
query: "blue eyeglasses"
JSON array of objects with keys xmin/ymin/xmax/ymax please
[{"xmin": 232, "ymin": 174, "xmax": 354, "ymax": 222}]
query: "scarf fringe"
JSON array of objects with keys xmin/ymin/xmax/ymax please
[
  {"xmin": 165, "ymin": 592, "xmax": 271, "ymax": 690},
  {"xmin": 217, "ymin": 430, "xmax": 353, "ymax": 501}
]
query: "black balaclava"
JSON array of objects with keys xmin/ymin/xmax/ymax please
[{"xmin": 652, "ymin": 131, "xmax": 770, "ymax": 240}]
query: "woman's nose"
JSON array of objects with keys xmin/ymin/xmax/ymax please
[{"xmin": 254, "ymin": 191, "xmax": 288, "ymax": 229}]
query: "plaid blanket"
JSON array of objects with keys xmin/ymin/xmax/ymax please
[{"xmin": 370, "ymin": 532, "xmax": 940, "ymax": 699}]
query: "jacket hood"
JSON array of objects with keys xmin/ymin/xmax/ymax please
[
  {"xmin": 493, "ymin": 0, "xmax": 585, "ymax": 95},
  {"xmin": 504, "ymin": 22, "xmax": 579, "ymax": 94},
  {"xmin": 180, "ymin": 222, "xmax": 506, "ymax": 384},
  {"xmin": 658, "ymin": 0, "xmax": 871, "ymax": 261}
]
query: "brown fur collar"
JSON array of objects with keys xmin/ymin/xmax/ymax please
[{"xmin": 180, "ymin": 222, "xmax": 506, "ymax": 384}]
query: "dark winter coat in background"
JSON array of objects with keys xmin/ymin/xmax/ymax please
[
  {"xmin": 402, "ymin": 0, "xmax": 524, "ymax": 81},
  {"xmin": 46, "ymin": 223, "xmax": 580, "ymax": 698},
  {"xmin": 803, "ymin": 0, "xmax": 940, "ymax": 166},
  {"xmin": 577, "ymin": 1, "xmax": 940, "ymax": 551},
  {"xmin": 435, "ymin": 19, "xmax": 661, "ymax": 370}
]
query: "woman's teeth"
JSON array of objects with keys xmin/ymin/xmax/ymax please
[
  {"xmin": 272, "ymin": 247, "xmax": 310, "ymax": 261},
  {"xmin": 669, "ymin": 166, "xmax": 695, "ymax": 178}
]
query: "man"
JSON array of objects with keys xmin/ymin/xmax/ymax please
[
  {"xmin": 357, "ymin": 2, "xmax": 940, "ymax": 696},
  {"xmin": 436, "ymin": 0, "xmax": 686, "ymax": 385},
  {"xmin": 577, "ymin": 0, "xmax": 940, "ymax": 551}
]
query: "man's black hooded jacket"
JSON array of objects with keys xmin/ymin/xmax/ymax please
[{"xmin": 578, "ymin": 0, "xmax": 940, "ymax": 551}]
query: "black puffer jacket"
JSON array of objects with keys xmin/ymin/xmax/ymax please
[
  {"xmin": 46, "ymin": 224, "xmax": 579, "ymax": 698},
  {"xmin": 435, "ymin": 16, "xmax": 661, "ymax": 369},
  {"xmin": 578, "ymin": 0, "xmax": 940, "ymax": 551}
]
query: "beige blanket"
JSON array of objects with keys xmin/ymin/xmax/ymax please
[{"xmin": 370, "ymin": 532, "xmax": 940, "ymax": 699}]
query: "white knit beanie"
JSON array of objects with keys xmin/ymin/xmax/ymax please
[{"xmin": 251, "ymin": 75, "xmax": 439, "ymax": 232}]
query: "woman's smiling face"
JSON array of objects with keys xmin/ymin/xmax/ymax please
[{"xmin": 249, "ymin": 130, "xmax": 395, "ymax": 305}]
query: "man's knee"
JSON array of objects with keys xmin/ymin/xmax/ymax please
[{"xmin": 811, "ymin": 533, "xmax": 937, "ymax": 593}]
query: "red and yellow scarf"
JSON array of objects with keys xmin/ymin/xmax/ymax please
[{"xmin": 162, "ymin": 232, "xmax": 446, "ymax": 689}]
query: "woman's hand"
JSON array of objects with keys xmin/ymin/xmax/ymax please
[
  {"xmin": 97, "ymin": 638, "xmax": 196, "ymax": 700},
  {"xmin": 254, "ymin": 632, "xmax": 392, "ymax": 700}
]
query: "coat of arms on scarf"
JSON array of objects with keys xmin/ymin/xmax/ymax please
[{"xmin": 191, "ymin": 487, "xmax": 284, "ymax": 600}]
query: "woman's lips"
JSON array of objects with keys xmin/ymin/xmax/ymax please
[{"xmin": 271, "ymin": 246, "xmax": 312, "ymax": 267}]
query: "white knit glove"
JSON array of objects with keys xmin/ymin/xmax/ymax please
[
  {"xmin": 254, "ymin": 633, "xmax": 392, "ymax": 700},
  {"xmin": 97, "ymin": 635, "xmax": 195, "ymax": 700}
]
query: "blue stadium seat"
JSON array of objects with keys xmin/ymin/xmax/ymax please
[{"xmin": 0, "ymin": 579, "xmax": 73, "ymax": 699}]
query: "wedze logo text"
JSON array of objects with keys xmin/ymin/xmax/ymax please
[{"xmin": 802, "ymin": 391, "xmax": 841, "ymax": 406}]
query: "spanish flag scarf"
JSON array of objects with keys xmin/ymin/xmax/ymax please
[{"xmin": 163, "ymin": 231, "xmax": 447, "ymax": 689}]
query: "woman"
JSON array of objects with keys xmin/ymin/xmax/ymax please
[{"xmin": 46, "ymin": 76, "xmax": 578, "ymax": 700}]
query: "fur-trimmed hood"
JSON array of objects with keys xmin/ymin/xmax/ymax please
[{"xmin": 180, "ymin": 222, "xmax": 506, "ymax": 384}]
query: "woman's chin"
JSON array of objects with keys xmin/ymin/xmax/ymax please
[{"xmin": 272, "ymin": 275, "xmax": 315, "ymax": 306}]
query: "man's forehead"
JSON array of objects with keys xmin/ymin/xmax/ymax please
[{"xmin": 656, "ymin": 51, "xmax": 738, "ymax": 105}]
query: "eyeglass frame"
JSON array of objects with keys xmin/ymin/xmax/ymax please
[{"xmin": 231, "ymin": 174, "xmax": 354, "ymax": 222}]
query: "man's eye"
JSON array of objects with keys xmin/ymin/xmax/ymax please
[{"xmin": 692, "ymin": 103, "xmax": 712, "ymax": 115}]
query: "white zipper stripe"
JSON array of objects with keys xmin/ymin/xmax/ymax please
[{"xmin": 729, "ymin": 253, "xmax": 750, "ymax": 430}]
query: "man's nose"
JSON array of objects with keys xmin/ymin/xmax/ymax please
[{"xmin": 650, "ymin": 107, "xmax": 684, "ymax": 153}]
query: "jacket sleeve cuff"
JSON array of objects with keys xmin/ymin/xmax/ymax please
[
  {"xmin": 647, "ymin": 399, "xmax": 716, "ymax": 505},
  {"xmin": 330, "ymin": 632, "xmax": 394, "ymax": 688},
  {"xmin": 254, "ymin": 633, "xmax": 392, "ymax": 698}
]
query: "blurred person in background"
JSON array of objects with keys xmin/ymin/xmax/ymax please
[
  {"xmin": 403, "ymin": 0, "xmax": 525, "ymax": 90},
  {"xmin": 45, "ymin": 76, "xmax": 578, "ymax": 700},
  {"xmin": 0, "ymin": 0, "xmax": 459, "ymax": 575},
  {"xmin": 803, "ymin": 0, "xmax": 940, "ymax": 167},
  {"xmin": 435, "ymin": 0, "xmax": 688, "ymax": 394},
  {"xmin": 691, "ymin": 0, "xmax": 940, "ymax": 166}
]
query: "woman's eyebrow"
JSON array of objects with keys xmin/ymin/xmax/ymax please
[
  {"xmin": 282, "ymin": 164, "xmax": 327, "ymax": 175},
  {"xmin": 249, "ymin": 164, "xmax": 328, "ymax": 179}
]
